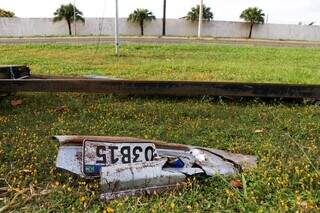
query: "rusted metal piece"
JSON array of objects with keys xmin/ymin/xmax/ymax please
[
  {"xmin": 53, "ymin": 135, "xmax": 190, "ymax": 151},
  {"xmin": 30, "ymin": 74, "xmax": 124, "ymax": 80},
  {"xmin": 1, "ymin": 78, "xmax": 320, "ymax": 99},
  {"xmin": 0, "ymin": 65, "xmax": 318, "ymax": 99}
]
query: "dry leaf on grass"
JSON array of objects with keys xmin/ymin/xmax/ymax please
[
  {"xmin": 230, "ymin": 179, "xmax": 242, "ymax": 189},
  {"xmin": 10, "ymin": 99, "xmax": 22, "ymax": 107},
  {"xmin": 54, "ymin": 106, "xmax": 68, "ymax": 113}
]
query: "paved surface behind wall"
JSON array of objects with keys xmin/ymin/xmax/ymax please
[{"xmin": 1, "ymin": 36, "xmax": 320, "ymax": 48}]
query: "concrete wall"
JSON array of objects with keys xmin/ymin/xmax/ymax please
[{"xmin": 0, "ymin": 17, "xmax": 320, "ymax": 41}]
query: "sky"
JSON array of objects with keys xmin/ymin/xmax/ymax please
[{"xmin": 1, "ymin": 0, "xmax": 319, "ymax": 25}]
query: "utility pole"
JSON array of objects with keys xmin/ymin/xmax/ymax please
[
  {"xmin": 198, "ymin": 0, "xmax": 203, "ymax": 38},
  {"xmin": 115, "ymin": 0, "xmax": 120, "ymax": 56},
  {"xmin": 162, "ymin": 0, "xmax": 166, "ymax": 36},
  {"xmin": 73, "ymin": 0, "xmax": 76, "ymax": 36}
]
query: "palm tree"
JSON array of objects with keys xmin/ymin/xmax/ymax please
[
  {"xmin": 185, "ymin": 4, "xmax": 213, "ymax": 22},
  {"xmin": 0, "ymin": 8, "xmax": 15, "ymax": 17},
  {"xmin": 128, "ymin": 9, "xmax": 156, "ymax": 36},
  {"xmin": 240, "ymin": 7, "xmax": 265, "ymax": 39},
  {"xmin": 53, "ymin": 3, "xmax": 85, "ymax": 36}
]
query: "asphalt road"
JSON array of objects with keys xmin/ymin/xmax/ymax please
[{"xmin": 1, "ymin": 36, "xmax": 320, "ymax": 47}]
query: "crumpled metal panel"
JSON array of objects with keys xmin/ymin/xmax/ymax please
[
  {"xmin": 205, "ymin": 148, "xmax": 258, "ymax": 170},
  {"xmin": 54, "ymin": 135, "xmax": 258, "ymax": 200},
  {"xmin": 55, "ymin": 143, "xmax": 83, "ymax": 176},
  {"xmin": 156, "ymin": 148, "xmax": 196, "ymax": 167},
  {"xmin": 191, "ymin": 149, "xmax": 237, "ymax": 176},
  {"xmin": 100, "ymin": 159, "xmax": 187, "ymax": 200},
  {"xmin": 53, "ymin": 135, "xmax": 257, "ymax": 178}
]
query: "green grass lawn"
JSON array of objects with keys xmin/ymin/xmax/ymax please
[
  {"xmin": 1, "ymin": 43, "xmax": 320, "ymax": 83},
  {"xmin": 0, "ymin": 43, "xmax": 319, "ymax": 212}
]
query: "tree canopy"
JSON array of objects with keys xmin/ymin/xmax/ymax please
[
  {"xmin": 128, "ymin": 9, "xmax": 155, "ymax": 24},
  {"xmin": 0, "ymin": 8, "xmax": 15, "ymax": 17},
  {"xmin": 53, "ymin": 3, "xmax": 85, "ymax": 36},
  {"xmin": 128, "ymin": 9, "xmax": 156, "ymax": 36},
  {"xmin": 240, "ymin": 7, "xmax": 265, "ymax": 24},
  {"xmin": 185, "ymin": 4, "xmax": 213, "ymax": 22}
]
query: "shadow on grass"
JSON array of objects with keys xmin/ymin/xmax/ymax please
[
  {"xmin": 111, "ymin": 94, "xmax": 318, "ymax": 107},
  {"xmin": 0, "ymin": 93, "xmax": 318, "ymax": 110}
]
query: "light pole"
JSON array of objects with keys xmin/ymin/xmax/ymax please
[
  {"xmin": 162, "ymin": 0, "xmax": 166, "ymax": 36},
  {"xmin": 73, "ymin": 0, "xmax": 76, "ymax": 36},
  {"xmin": 115, "ymin": 0, "xmax": 120, "ymax": 56},
  {"xmin": 198, "ymin": 0, "xmax": 203, "ymax": 38}
]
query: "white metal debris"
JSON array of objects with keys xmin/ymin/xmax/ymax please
[
  {"xmin": 100, "ymin": 159, "xmax": 193, "ymax": 200},
  {"xmin": 55, "ymin": 143, "xmax": 83, "ymax": 176},
  {"xmin": 53, "ymin": 135, "xmax": 257, "ymax": 200}
]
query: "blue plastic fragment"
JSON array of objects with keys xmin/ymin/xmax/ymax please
[{"xmin": 168, "ymin": 159, "xmax": 185, "ymax": 168}]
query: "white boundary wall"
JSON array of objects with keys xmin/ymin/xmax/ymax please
[{"xmin": 1, "ymin": 18, "xmax": 320, "ymax": 41}]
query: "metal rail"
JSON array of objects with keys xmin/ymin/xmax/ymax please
[{"xmin": 0, "ymin": 78, "xmax": 320, "ymax": 99}]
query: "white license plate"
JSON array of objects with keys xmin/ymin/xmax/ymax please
[{"xmin": 83, "ymin": 140, "xmax": 157, "ymax": 176}]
